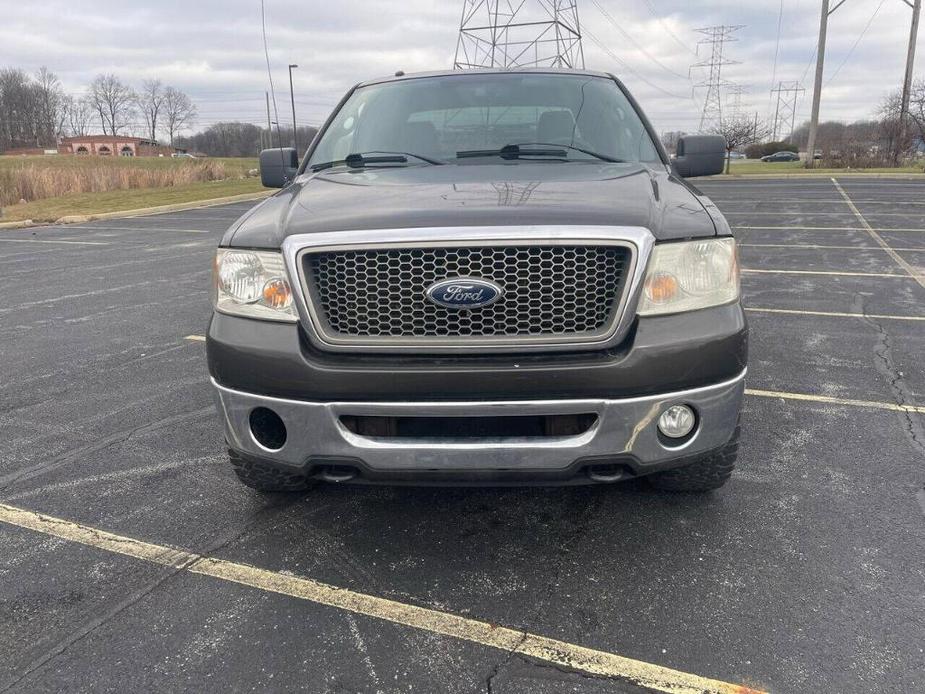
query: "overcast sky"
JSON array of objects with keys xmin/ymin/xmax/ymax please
[{"xmin": 1, "ymin": 0, "xmax": 921, "ymax": 135}]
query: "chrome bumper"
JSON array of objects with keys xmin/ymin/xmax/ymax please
[{"xmin": 212, "ymin": 370, "xmax": 745, "ymax": 477}]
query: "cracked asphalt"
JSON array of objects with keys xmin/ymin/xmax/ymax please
[{"xmin": 1, "ymin": 176, "xmax": 924, "ymax": 693}]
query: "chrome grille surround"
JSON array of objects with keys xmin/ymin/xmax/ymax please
[{"xmin": 281, "ymin": 226, "xmax": 655, "ymax": 354}]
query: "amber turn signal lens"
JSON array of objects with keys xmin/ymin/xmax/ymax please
[
  {"xmin": 645, "ymin": 272, "xmax": 678, "ymax": 304},
  {"xmin": 262, "ymin": 278, "xmax": 293, "ymax": 309}
]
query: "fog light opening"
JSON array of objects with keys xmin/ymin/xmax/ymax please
[
  {"xmin": 249, "ymin": 407, "xmax": 287, "ymax": 451},
  {"xmin": 657, "ymin": 404, "xmax": 697, "ymax": 446}
]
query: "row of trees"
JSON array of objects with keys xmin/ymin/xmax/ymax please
[
  {"xmin": 0, "ymin": 67, "xmax": 197, "ymax": 151},
  {"xmin": 177, "ymin": 122, "xmax": 318, "ymax": 158}
]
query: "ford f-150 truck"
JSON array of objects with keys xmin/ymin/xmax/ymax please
[{"xmin": 207, "ymin": 69, "xmax": 746, "ymax": 493}]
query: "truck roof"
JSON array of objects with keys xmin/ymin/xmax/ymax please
[{"xmin": 357, "ymin": 67, "xmax": 616, "ymax": 88}]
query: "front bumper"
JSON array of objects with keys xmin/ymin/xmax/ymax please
[{"xmin": 213, "ymin": 369, "xmax": 745, "ymax": 484}]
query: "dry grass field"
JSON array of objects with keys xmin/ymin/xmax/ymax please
[{"xmin": 0, "ymin": 155, "xmax": 262, "ymax": 222}]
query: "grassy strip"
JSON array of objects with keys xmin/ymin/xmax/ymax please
[
  {"xmin": 0, "ymin": 178, "xmax": 266, "ymax": 223},
  {"xmin": 725, "ymin": 161, "xmax": 925, "ymax": 175}
]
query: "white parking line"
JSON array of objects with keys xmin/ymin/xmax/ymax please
[
  {"xmin": 184, "ymin": 335, "xmax": 206, "ymax": 342},
  {"xmin": 56, "ymin": 225, "xmax": 212, "ymax": 234},
  {"xmin": 726, "ymin": 211, "xmax": 925, "ymax": 217},
  {"xmin": 741, "ymin": 243, "xmax": 925, "ymax": 252},
  {"xmin": 0, "ymin": 238, "xmax": 110, "ymax": 246},
  {"xmin": 742, "ymin": 268, "xmax": 908, "ymax": 278},
  {"xmin": 711, "ymin": 199, "xmax": 925, "ymax": 205},
  {"xmin": 0, "ymin": 502, "xmax": 764, "ymax": 694},
  {"xmin": 733, "ymin": 226, "xmax": 925, "ymax": 232},
  {"xmin": 831, "ymin": 178, "xmax": 925, "ymax": 290},
  {"xmin": 745, "ymin": 307, "xmax": 925, "ymax": 322}
]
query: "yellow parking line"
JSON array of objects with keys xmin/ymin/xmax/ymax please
[
  {"xmin": 745, "ymin": 389, "xmax": 925, "ymax": 414},
  {"xmin": 742, "ymin": 268, "xmax": 907, "ymax": 278},
  {"xmin": 184, "ymin": 335, "xmax": 206, "ymax": 342},
  {"xmin": 0, "ymin": 502, "xmax": 764, "ymax": 694},
  {"xmin": 831, "ymin": 178, "xmax": 925, "ymax": 291},
  {"xmin": 746, "ymin": 307, "xmax": 925, "ymax": 322}
]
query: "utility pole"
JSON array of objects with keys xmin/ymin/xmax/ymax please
[
  {"xmin": 806, "ymin": 0, "xmax": 848, "ymax": 167},
  {"xmin": 288, "ymin": 64, "xmax": 299, "ymax": 154},
  {"xmin": 898, "ymin": 0, "xmax": 921, "ymax": 162},
  {"xmin": 691, "ymin": 25, "xmax": 744, "ymax": 132}
]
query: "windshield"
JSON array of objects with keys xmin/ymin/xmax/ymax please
[{"xmin": 307, "ymin": 73, "xmax": 662, "ymax": 168}]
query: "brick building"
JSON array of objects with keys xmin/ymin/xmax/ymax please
[{"xmin": 58, "ymin": 135, "xmax": 183, "ymax": 157}]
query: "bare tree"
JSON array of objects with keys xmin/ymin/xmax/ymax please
[
  {"xmin": 710, "ymin": 116, "xmax": 770, "ymax": 173},
  {"xmin": 63, "ymin": 95, "xmax": 93, "ymax": 137},
  {"xmin": 34, "ymin": 67, "xmax": 66, "ymax": 146},
  {"xmin": 88, "ymin": 74, "xmax": 136, "ymax": 136},
  {"xmin": 879, "ymin": 82, "xmax": 925, "ymax": 163},
  {"xmin": 135, "ymin": 78, "xmax": 165, "ymax": 142},
  {"xmin": 162, "ymin": 86, "xmax": 197, "ymax": 145},
  {"xmin": 0, "ymin": 68, "xmax": 35, "ymax": 149}
]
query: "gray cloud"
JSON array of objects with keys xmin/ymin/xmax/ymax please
[{"xmin": 1, "ymin": 0, "xmax": 920, "ymax": 133}]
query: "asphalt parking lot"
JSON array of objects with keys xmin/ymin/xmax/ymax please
[{"xmin": 1, "ymin": 176, "xmax": 924, "ymax": 693}]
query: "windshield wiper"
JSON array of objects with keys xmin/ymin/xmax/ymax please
[
  {"xmin": 310, "ymin": 151, "xmax": 442, "ymax": 172},
  {"xmin": 456, "ymin": 144, "xmax": 567, "ymax": 160},
  {"xmin": 513, "ymin": 142, "xmax": 625, "ymax": 163},
  {"xmin": 456, "ymin": 143, "xmax": 624, "ymax": 163}
]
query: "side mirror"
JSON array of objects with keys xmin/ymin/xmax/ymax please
[
  {"xmin": 672, "ymin": 135, "xmax": 726, "ymax": 178},
  {"xmin": 259, "ymin": 148, "xmax": 299, "ymax": 188}
]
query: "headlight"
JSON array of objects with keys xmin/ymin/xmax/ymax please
[
  {"xmin": 212, "ymin": 249, "xmax": 298, "ymax": 322},
  {"xmin": 637, "ymin": 238, "xmax": 739, "ymax": 316}
]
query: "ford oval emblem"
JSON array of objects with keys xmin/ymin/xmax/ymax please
[{"xmin": 425, "ymin": 277, "xmax": 503, "ymax": 309}]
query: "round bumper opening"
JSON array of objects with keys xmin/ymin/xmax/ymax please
[{"xmin": 249, "ymin": 407, "xmax": 287, "ymax": 451}]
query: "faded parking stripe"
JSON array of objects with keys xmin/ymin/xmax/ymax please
[{"xmin": 0, "ymin": 502, "xmax": 765, "ymax": 694}]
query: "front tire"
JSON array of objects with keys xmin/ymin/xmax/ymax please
[
  {"xmin": 648, "ymin": 425, "xmax": 740, "ymax": 492},
  {"xmin": 229, "ymin": 450, "xmax": 313, "ymax": 492}
]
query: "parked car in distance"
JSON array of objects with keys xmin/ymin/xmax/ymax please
[
  {"xmin": 760, "ymin": 151, "xmax": 800, "ymax": 162},
  {"xmin": 209, "ymin": 68, "xmax": 745, "ymax": 494},
  {"xmin": 728, "ymin": 151, "xmax": 746, "ymax": 159},
  {"xmin": 172, "ymin": 152, "xmax": 197, "ymax": 158}
]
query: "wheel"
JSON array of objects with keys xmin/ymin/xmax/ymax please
[
  {"xmin": 648, "ymin": 425, "xmax": 740, "ymax": 492},
  {"xmin": 228, "ymin": 449, "xmax": 313, "ymax": 492}
]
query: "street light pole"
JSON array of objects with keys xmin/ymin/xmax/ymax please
[{"xmin": 288, "ymin": 64, "xmax": 299, "ymax": 154}]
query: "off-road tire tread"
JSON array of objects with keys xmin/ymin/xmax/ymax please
[
  {"xmin": 229, "ymin": 450, "xmax": 312, "ymax": 492},
  {"xmin": 648, "ymin": 425, "xmax": 740, "ymax": 492}
]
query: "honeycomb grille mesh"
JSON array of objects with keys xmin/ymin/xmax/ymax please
[{"xmin": 304, "ymin": 246, "xmax": 630, "ymax": 340}]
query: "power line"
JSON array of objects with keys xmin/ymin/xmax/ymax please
[
  {"xmin": 587, "ymin": 0, "xmax": 691, "ymax": 81},
  {"xmin": 639, "ymin": 0, "xmax": 698, "ymax": 57},
  {"xmin": 825, "ymin": 0, "xmax": 888, "ymax": 86},
  {"xmin": 581, "ymin": 26, "xmax": 690, "ymax": 99},
  {"xmin": 767, "ymin": 0, "xmax": 784, "ymax": 116}
]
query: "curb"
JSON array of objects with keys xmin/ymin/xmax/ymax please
[
  {"xmin": 0, "ymin": 219, "xmax": 35, "ymax": 229},
  {"xmin": 703, "ymin": 172, "xmax": 925, "ymax": 180},
  {"xmin": 1, "ymin": 190, "xmax": 272, "ymax": 230}
]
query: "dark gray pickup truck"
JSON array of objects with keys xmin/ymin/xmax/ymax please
[{"xmin": 207, "ymin": 68, "xmax": 746, "ymax": 493}]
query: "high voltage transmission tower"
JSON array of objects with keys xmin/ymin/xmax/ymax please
[
  {"xmin": 770, "ymin": 80, "xmax": 805, "ymax": 142},
  {"xmin": 725, "ymin": 84, "xmax": 747, "ymax": 119},
  {"xmin": 453, "ymin": 0, "xmax": 584, "ymax": 69},
  {"xmin": 691, "ymin": 25, "xmax": 744, "ymax": 132}
]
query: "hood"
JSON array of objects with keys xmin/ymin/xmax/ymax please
[{"xmin": 224, "ymin": 162, "xmax": 717, "ymax": 248}]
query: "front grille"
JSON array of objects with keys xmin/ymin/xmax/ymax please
[{"xmin": 302, "ymin": 245, "xmax": 631, "ymax": 343}]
